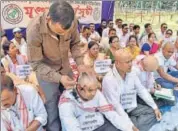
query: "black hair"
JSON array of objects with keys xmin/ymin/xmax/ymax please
[
  {"xmin": 109, "ymin": 36, "xmax": 119, "ymax": 44},
  {"xmin": 2, "ymin": 41, "xmax": 13, "ymax": 55},
  {"xmin": 128, "ymin": 35, "xmax": 139, "ymax": 47},
  {"xmin": 49, "ymin": 1, "xmax": 74, "ymax": 30},
  {"xmin": 88, "ymin": 41, "xmax": 99, "ymax": 49},
  {"xmin": 148, "ymin": 32, "xmax": 156, "ymax": 39},
  {"xmin": 83, "ymin": 26, "xmax": 90, "ymax": 32},
  {"xmin": 1, "ymin": 75, "xmax": 14, "ymax": 92},
  {"xmin": 144, "ymin": 23, "xmax": 151, "ymax": 29},
  {"xmin": 166, "ymin": 29, "xmax": 173, "ymax": 34},
  {"xmin": 133, "ymin": 25, "xmax": 140, "ymax": 30},
  {"xmin": 122, "ymin": 24, "xmax": 128, "ymax": 29},
  {"xmin": 109, "ymin": 28, "xmax": 116, "ymax": 34},
  {"xmin": 161, "ymin": 23, "xmax": 167, "ymax": 28}
]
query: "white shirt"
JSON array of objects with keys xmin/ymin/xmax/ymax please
[
  {"xmin": 133, "ymin": 55, "xmax": 155, "ymax": 92},
  {"xmin": 169, "ymin": 50, "xmax": 178, "ymax": 71},
  {"xmin": 119, "ymin": 33, "xmax": 130, "ymax": 48},
  {"xmin": 116, "ymin": 27, "xmax": 122, "ymax": 37},
  {"xmin": 99, "ymin": 37, "xmax": 110, "ymax": 52},
  {"xmin": 1, "ymin": 85, "xmax": 47, "ymax": 131},
  {"xmin": 102, "ymin": 27, "xmax": 110, "ymax": 38},
  {"xmin": 157, "ymin": 31, "xmax": 165, "ymax": 40},
  {"xmin": 90, "ymin": 31, "xmax": 101, "ymax": 42},
  {"xmin": 11, "ymin": 38, "xmax": 27, "ymax": 57},
  {"xmin": 59, "ymin": 90, "xmax": 133, "ymax": 131},
  {"xmin": 161, "ymin": 37, "xmax": 175, "ymax": 47},
  {"xmin": 102, "ymin": 65, "xmax": 157, "ymax": 120},
  {"xmin": 154, "ymin": 52, "xmax": 177, "ymax": 79}
]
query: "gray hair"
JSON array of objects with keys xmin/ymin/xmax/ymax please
[{"xmin": 49, "ymin": 1, "xmax": 74, "ymax": 30}]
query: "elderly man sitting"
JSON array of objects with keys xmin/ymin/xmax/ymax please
[
  {"xmin": 1, "ymin": 75, "xmax": 47, "ymax": 131},
  {"xmin": 154, "ymin": 43, "xmax": 178, "ymax": 96},
  {"xmin": 102, "ymin": 49, "xmax": 162, "ymax": 131}
]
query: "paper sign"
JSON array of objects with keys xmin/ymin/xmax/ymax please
[
  {"xmin": 16, "ymin": 65, "xmax": 32, "ymax": 78},
  {"xmin": 121, "ymin": 90, "xmax": 137, "ymax": 110},
  {"xmin": 79, "ymin": 112, "xmax": 104, "ymax": 131},
  {"xmin": 94, "ymin": 59, "xmax": 111, "ymax": 74}
]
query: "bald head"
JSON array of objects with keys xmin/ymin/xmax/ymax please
[
  {"xmin": 162, "ymin": 42, "xmax": 174, "ymax": 50},
  {"xmin": 114, "ymin": 49, "xmax": 132, "ymax": 62},
  {"xmin": 115, "ymin": 49, "xmax": 133, "ymax": 73},
  {"xmin": 162, "ymin": 42, "xmax": 175, "ymax": 59},
  {"xmin": 142, "ymin": 55, "xmax": 159, "ymax": 72}
]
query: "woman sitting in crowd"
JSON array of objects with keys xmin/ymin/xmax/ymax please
[
  {"xmin": 141, "ymin": 32, "xmax": 159, "ymax": 55},
  {"xmin": 83, "ymin": 41, "xmax": 106, "ymax": 68},
  {"xmin": 106, "ymin": 36, "xmax": 120, "ymax": 63},
  {"xmin": 125, "ymin": 35, "xmax": 140, "ymax": 59},
  {"xmin": 59, "ymin": 72, "xmax": 134, "ymax": 131},
  {"xmin": 1, "ymin": 41, "xmax": 28, "ymax": 74},
  {"xmin": 160, "ymin": 29, "xmax": 175, "ymax": 48}
]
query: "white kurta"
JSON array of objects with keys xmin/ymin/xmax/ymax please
[
  {"xmin": 59, "ymin": 90, "xmax": 133, "ymax": 131},
  {"xmin": 102, "ymin": 65, "xmax": 157, "ymax": 125},
  {"xmin": 102, "ymin": 27, "xmax": 110, "ymax": 38},
  {"xmin": 154, "ymin": 52, "xmax": 177, "ymax": 79},
  {"xmin": 1, "ymin": 85, "xmax": 47, "ymax": 131},
  {"xmin": 133, "ymin": 55, "xmax": 155, "ymax": 92},
  {"xmin": 11, "ymin": 38, "xmax": 27, "ymax": 57},
  {"xmin": 118, "ymin": 33, "xmax": 130, "ymax": 48}
]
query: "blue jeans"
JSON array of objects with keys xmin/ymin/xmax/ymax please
[{"xmin": 156, "ymin": 71, "xmax": 178, "ymax": 100}]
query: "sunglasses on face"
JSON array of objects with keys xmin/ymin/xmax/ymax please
[
  {"xmin": 166, "ymin": 32, "xmax": 172, "ymax": 35},
  {"xmin": 163, "ymin": 26, "xmax": 167, "ymax": 29},
  {"xmin": 109, "ymin": 23, "xmax": 114, "ymax": 25}
]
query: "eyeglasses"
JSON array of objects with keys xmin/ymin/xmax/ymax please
[
  {"xmin": 112, "ymin": 40, "xmax": 119, "ymax": 43},
  {"xmin": 166, "ymin": 32, "xmax": 172, "ymax": 35},
  {"xmin": 109, "ymin": 23, "xmax": 114, "ymax": 25},
  {"xmin": 163, "ymin": 26, "xmax": 167, "ymax": 29}
]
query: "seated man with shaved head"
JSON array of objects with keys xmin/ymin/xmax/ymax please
[
  {"xmin": 102, "ymin": 49, "xmax": 162, "ymax": 131},
  {"xmin": 154, "ymin": 43, "xmax": 178, "ymax": 96},
  {"xmin": 59, "ymin": 72, "xmax": 133, "ymax": 131},
  {"xmin": 134, "ymin": 55, "xmax": 160, "ymax": 94}
]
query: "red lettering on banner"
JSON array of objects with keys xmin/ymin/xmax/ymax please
[
  {"xmin": 24, "ymin": 7, "xmax": 34, "ymax": 18},
  {"xmin": 73, "ymin": 5, "xmax": 93, "ymax": 18},
  {"xmin": 24, "ymin": 6, "xmax": 49, "ymax": 18}
]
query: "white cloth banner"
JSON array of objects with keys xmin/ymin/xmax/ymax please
[{"xmin": 1, "ymin": 1, "xmax": 102, "ymax": 29}]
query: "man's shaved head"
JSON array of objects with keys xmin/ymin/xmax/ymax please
[
  {"xmin": 115, "ymin": 49, "xmax": 133, "ymax": 73},
  {"xmin": 162, "ymin": 43, "xmax": 175, "ymax": 59},
  {"xmin": 142, "ymin": 55, "xmax": 159, "ymax": 72}
]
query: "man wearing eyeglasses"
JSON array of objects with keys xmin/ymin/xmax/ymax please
[
  {"xmin": 27, "ymin": 1, "xmax": 86, "ymax": 130},
  {"xmin": 119, "ymin": 24, "xmax": 130, "ymax": 48},
  {"xmin": 157, "ymin": 23, "xmax": 168, "ymax": 40},
  {"xmin": 102, "ymin": 20, "xmax": 114, "ymax": 38}
]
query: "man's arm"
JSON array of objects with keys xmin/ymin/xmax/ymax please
[
  {"xmin": 157, "ymin": 66, "xmax": 178, "ymax": 83},
  {"xmin": 26, "ymin": 23, "xmax": 62, "ymax": 83},
  {"xmin": 102, "ymin": 77, "xmax": 134, "ymax": 127},
  {"xmin": 70, "ymin": 18, "xmax": 84, "ymax": 65},
  {"xmin": 27, "ymin": 86, "xmax": 47, "ymax": 131}
]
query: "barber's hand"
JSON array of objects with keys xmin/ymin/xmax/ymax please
[
  {"xmin": 61, "ymin": 75, "xmax": 76, "ymax": 89},
  {"xmin": 132, "ymin": 126, "xmax": 139, "ymax": 131},
  {"xmin": 154, "ymin": 108, "xmax": 162, "ymax": 121}
]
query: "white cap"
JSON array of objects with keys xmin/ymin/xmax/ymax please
[{"xmin": 13, "ymin": 27, "xmax": 22, "ymax": 33}]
